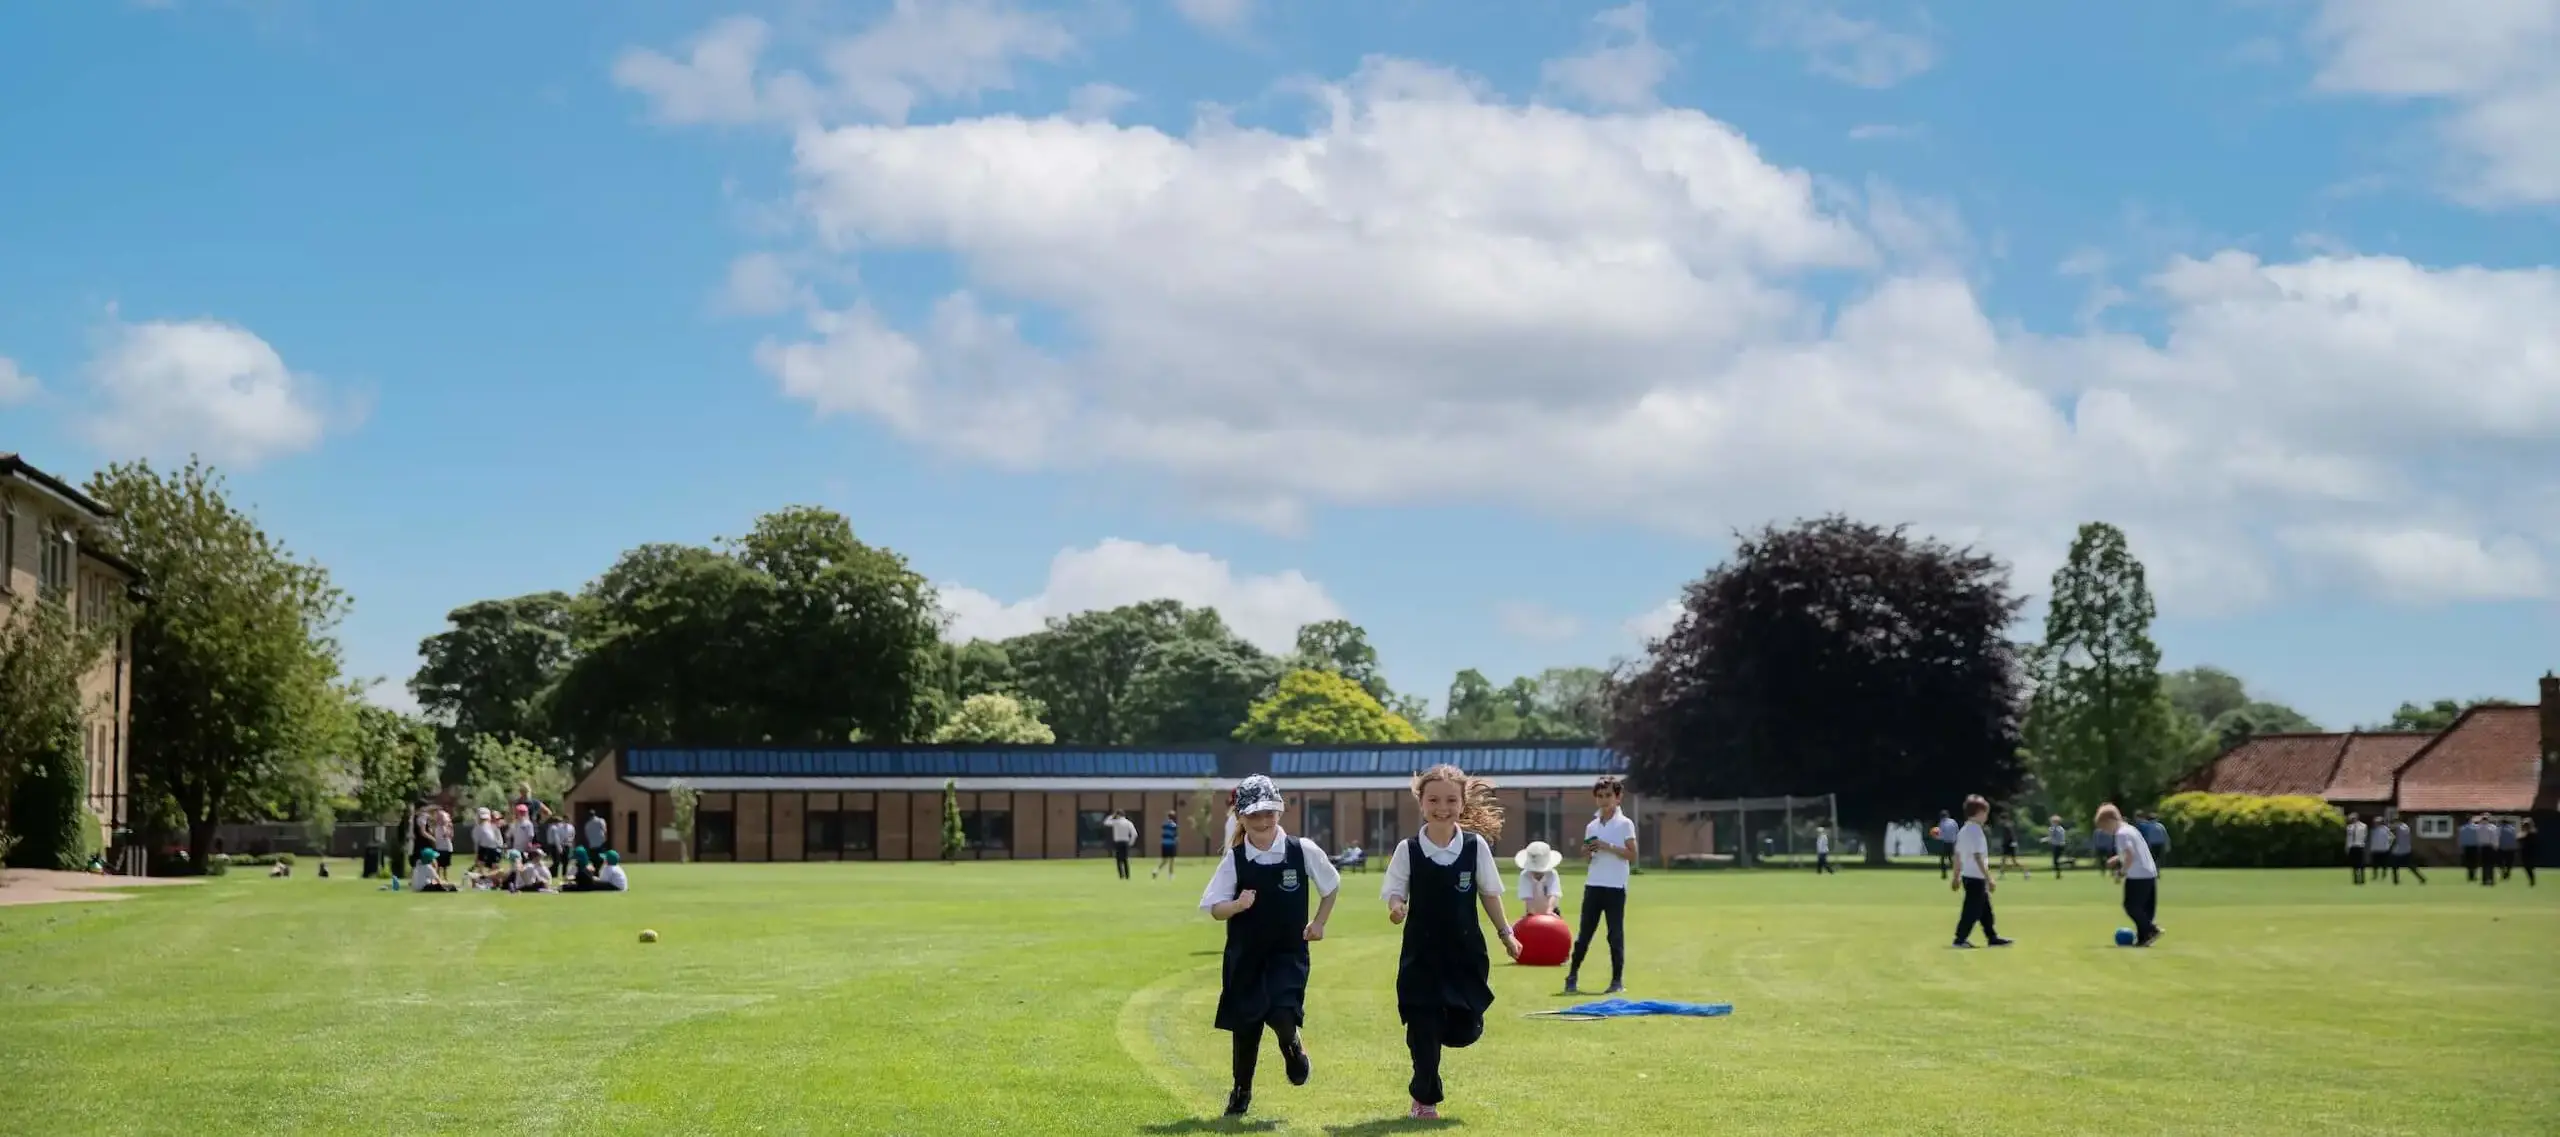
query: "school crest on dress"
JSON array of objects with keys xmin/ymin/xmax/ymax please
[
  {"xmin": 1280, "ymin": 867, "xmax": 1301, "ymax": 892},
  {"xmin": 1457, "ymin": 871, "xmax": 1473, "ymax": 893}
]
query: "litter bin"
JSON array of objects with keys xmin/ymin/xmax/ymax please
[{"xmin": 363, "ymin": 845, "xmax": 383, "ymax": 879}]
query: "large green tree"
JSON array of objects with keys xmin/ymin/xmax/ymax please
[
  {"xmin": 2159, "ymin": 664, "xmax": 2320, "ymax": 754},
  {"xmin": 1608, "ymin": 516, "xmax": 2028, "ymax": 865},
  {"xmin": 0, "ymin": 600, "xmax": 118, "ymax": 868},
  {"xmin": 409, "ymin": 591, "xmax": 575, "ymax": 783},
  {"xmin": 347, "ymin": 702, "xmax": 438, "ymax": 824},
  {"xmin": 1289, "ymin": 619, "xmax": 1390, "ymax": 702},
  {"xmin": 547, "ymin": 507, "xmax": 942, "ymax": 750},
  {"xmin": 1005, "ymin": 601, "xmax": 1281, "ymax": 745},
  {"xmin": 87, "ymin": 459, "xmax": 352, "ymax": 868},
  {"xmin": 931, "ymin": 692, "xmax": 1056, "ymax": 744},
  {"xmin": 1234, "ymin": 668, "xmax": 1427, "ymax": 744},
  {"xmin": 1120, "ymin": 633, "xmax": 1284, "ymax": 745},
  {"xmin": 2025, "ymin": 522, "xmax": 2186, "ymax": 818},
  {"xmin": 1440, "ymin": 666, "xmax": 1609, "ymax": 740}
]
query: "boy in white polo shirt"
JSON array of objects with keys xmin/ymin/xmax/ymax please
[
  {"xmin": 1565, "ymin": 776, "xmax": 1638, "ymax": 994},
  {"xmin": 2097, "ymin": 803, "xmax": 2159, "ymax": 946},
  {"xmin": 1950, "ymin": 795, "xmax": 2011, "ymax": 948},
  {"xmin": 2344, "ymin": 813, "xmax": 2368, "ymax": 885}
]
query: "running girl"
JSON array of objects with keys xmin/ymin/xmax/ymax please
[
  {"xmin": 1382, "ymin": 764, "xmax": 1521, "ymax": 1121},
  {"xmin": 1199, "ymin": 775, "xmax": 1340, "ymax": 1119}
]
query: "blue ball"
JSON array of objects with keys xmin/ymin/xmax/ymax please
[{"xmin": 2114, "ymin": 928, "xmax": 2136, "ymax": 946}]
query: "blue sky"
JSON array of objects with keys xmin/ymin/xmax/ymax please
[{"xmin": 2, "ymin": 0, "xmax": 2554, "ymax": 731}]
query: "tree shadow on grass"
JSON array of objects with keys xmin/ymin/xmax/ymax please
[
  {"xmin": 1323, "ymin": 1118, "xmax": 1462, "ymax": 1135},
  {"xmin": 1138, "ymin": 1120, "xmax": 1280, "ymax": 1134}
]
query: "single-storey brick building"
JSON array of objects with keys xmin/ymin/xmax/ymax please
[{"xmin": 561, "ymin": 740, "xmax": 1707, "ymax": 865}]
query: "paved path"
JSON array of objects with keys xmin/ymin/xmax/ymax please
[{"xmin": 0, "ymin": 868, "xmax": 201, "ymax": 907}]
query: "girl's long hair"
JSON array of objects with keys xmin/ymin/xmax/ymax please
[{"xmin": 1412, "ymin": 764, "xmax": 1504, "ymax": 838}]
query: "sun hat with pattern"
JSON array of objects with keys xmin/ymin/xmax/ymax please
[{"xmin": 1234, "ymin": 774, "xmax": 1285, "ymax": 815}]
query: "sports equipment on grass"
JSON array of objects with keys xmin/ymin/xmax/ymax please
[
  {"xmin": 1512, "ymin": 913, "xmax": 1570, "ymax": 966},
  {"xmin": 2115, "ymin": 928, "xmax": 2136, "ymax": 946},
  {"xmin": 1527, "ymin": 998, "xmax": 1733, "ymax": 1021},
  {"xmin": 640, "ymin": 929, "xmax": 659, "ymax": 943}
]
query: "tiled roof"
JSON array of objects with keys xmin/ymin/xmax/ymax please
[
  {"xmin": 2180, "ymin": 733, "xmax": 2347, "ymax": 797},
  {"xmin": 2323, "ymin": 732, "xmax": 2434, "ymax": 804},
  {"xmin": 2395, "ymin": 705, "xmax": 2548, "ymax": 813}
]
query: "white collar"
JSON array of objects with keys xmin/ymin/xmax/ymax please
[
  {"xmin": 1240, "ymin": 826, "xmax": 1292, "ymax": 856},
  {"xmin": 1419, "ymin": 826, "xmax": 1466, "ymax": 856}
]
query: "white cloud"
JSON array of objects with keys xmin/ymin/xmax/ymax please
[
  {"xmin": 2279, "ymin": 525, "xmax": 2548, "ymax": 602},
  {"xmin": 656, "ymin": 54, "xmax": 2560, "ymax": 615},
  {"xmin": 615, "ymin": 2, "xmax": 1073, "ymax": 128},
  {"xmin": 83, "ymin": 319, "xmax": 339, "ymax": 468},
  {"xmin": 1541, "ymin": 3, "xmax": 1675, "ymax": 109},
  {"xmin": 936, "ymin": 539, "xmax": 1342, "ymax": 652},
  {"xmin": 1172, "ymin": 0, "xmax": 1254, "ymax": 36},
  {"xmin": 0, "ymin": 356, "xmax": 37, "ymax": 404},
  {"xmin": 1625, "ymin": 598, "xmax": 1681, "ymax": 642},
  {"xmin": 1065, "ymin": 82, "xmax": 1136, "ymax": 123},
  {"xmin": 2304, "ymin": 0, "xmax": 2560, "ymax": 206},
  {"xmin": 1846, "ymin": 122, "xmax": 1923, "ymax": 142},
  {"xmin": 719, "ymin": 251, "xmax": 803, "ymax": 316},
  {"xmin": 1495, "ymin": 600, "xmax": 1583, "ymax": 642},
  {"xmin": 1758, "ymin": 4, "xmax": 1938, "ymax": 89}
]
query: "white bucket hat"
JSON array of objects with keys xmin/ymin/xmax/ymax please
[
  {"xmin": 1514, "ymin": 840, "xmax": 1563, "ymax": 873},
  {"xmin": 1234, "ymin": 774, "xmax": 1285, "ymax": 815}
]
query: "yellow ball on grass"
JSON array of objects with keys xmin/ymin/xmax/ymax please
[{"xmin": 639, "ymin": 929, "xmax": 659, "ymax": 943}]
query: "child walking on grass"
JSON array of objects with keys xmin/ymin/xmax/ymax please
[
  {"xmin": 1200, "ymin": 775, "xmax": 1340, "ymax": 1119},
  {"xmin": 1383, "ymin": 764, "xmax": 1521, "ymax": 1121}
]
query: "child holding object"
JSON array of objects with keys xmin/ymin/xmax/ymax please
[
  {"xmin": 1383, "ymin": 764, "xmax": 1520, "ymax": 1121},
  {"xmin": 2098, "ymin": 803, "xmax": 2160, "ymax": 946},
  {"xmin": 1512, "ymin": 841, "xmax": 1564, "ymax": 920},
  {"xmin": 1199, "ymin": 775, "xmax": 1340, "ymax": 1119}
]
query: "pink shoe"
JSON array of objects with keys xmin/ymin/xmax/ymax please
[{"xmin": 1409, "ymin": 1101, "xmax": 1439, "ymax": 1120}]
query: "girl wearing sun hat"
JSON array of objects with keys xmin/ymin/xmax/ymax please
[
  {"xmin": 1513, "ymin": 841, "xmax": 1564, "ymax": 921},
  {"xmin": 1199, "ymin": 774, "xmax": 1342, "ymax": 1119}
]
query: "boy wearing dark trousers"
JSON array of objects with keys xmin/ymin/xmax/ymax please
[
  {"xmin": 2344, "ymin": 813, "xmax": 2367, "ymax": 884},
  {"xmin": 1950, "ymin": 795, "xmax": 2010, "ymax": 948},
  {"xmin": 2047, "ymin": 815, "xmax": 2069, "ymax": 877},
  {"xmin": 1566, "ymin": 776, "xmax": 1638, "ymax": 994},
  {"xmin": 2098, "ymin": 803, "xmax": 2160, "ymax": 946},
  {"xmin": 1202, "ymin": 775, "xmax": 1340, "ymax": 1119},
  {"xmin": 2391, "ymin": 818, "xmax": 2424, "ymax": 884}
]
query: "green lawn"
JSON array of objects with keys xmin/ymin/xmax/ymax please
[{"xmin": 2, "ymin": 861, "xmax": 2552, "ymax": 1136}]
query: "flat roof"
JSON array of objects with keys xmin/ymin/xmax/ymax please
[
  {"xmin": 624, "ymin": 774, "xmax": 1612, "ymax": 793},
  {"xmin": 618, "ymin": 741, "xmax": 1625, "ymax": 781}
]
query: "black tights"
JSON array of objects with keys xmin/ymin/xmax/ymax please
[
  {"xmin": 1229, "ymin": 1011, "xmax": 1300, "ymax": 1090},
  {"xmin": 1569, "ymin": 885, "xmax": 1626, "ymax": 985},
  {"xmin": 1402, "ymin": 1006, "xmax": 1483, "ymax": 1105}
]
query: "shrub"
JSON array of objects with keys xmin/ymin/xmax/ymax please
[
  {"xmin": 2, "ymin": 728, "xmax": 88, "ymax": 870},
  {"xmin": 225, "ymin": 852, "xmax": 298, "ymax": 868},
  {"xmin": 2155, "ymin": 792, "xmax": 2343, "ymax": 867},
  {"xmin": 205, "ymin": 854, "xmax": 231, "ymax": 877}
]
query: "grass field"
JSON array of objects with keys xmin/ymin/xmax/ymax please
[{"xmin": 3, "ymin": 860, "xmax": 2553, "ymax": 1136}]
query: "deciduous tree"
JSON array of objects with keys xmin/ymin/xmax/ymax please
[
  {"xmin": 2025, "ymin": 523, "xmax": 2186, "ymax": 818},
  {"xmin": 0, "ymin": 600, "xmax": 114, "ymax": 868},
  {"xmin": 1608, "ymin": 516, "xmax": 2027, "ymax": 865},
  {"xmin": 409, "ymin": 592, "xmax": 575, "ymax": 782},
  {"xmin": 87, "ymin": 459, "xmax": 351, "ymax": 869},
  {"xmin": 930, "ymin": 692, "xmax": 1056, "ymax": 744},
  {"xmin": 1234, "ymin": 668, "xmax": 1427, "ymax": 745}
]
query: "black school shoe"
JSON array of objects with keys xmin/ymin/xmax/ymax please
[
  {"xmin": 1282, "ymin": 1040, "xmax": 1310, "ymax": 1086},
  {"xmin": 1224, "ymin": 1087, "xmax": 1251, "ymax": 1117},
  {"xmin": 1987, "ymin": 936, "xmax": 2015, "ymax": 947}
]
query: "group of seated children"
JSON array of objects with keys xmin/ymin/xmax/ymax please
[{"xmin": 407, "ymin": 847, "xmax": 627, "ymax": 893}]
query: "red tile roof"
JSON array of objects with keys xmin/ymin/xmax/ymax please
[
  {"xmin": 2180, "ymin": 733, "xmax": 2348, "ymax": 797},
  {"xmin": 2395, "ymin": 705, "xmax": 2549, "ymax": 813},
  {"xmin": 2322, "ymin": 732, "xmax": 2434, "ymax": 805}
]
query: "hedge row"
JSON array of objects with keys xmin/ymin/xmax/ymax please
[{"xmin": 2156, "ymin": 792, "xmax": 2345, "ymax": 867}]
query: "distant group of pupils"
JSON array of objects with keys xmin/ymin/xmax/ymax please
[
  {"xmin": 1197, "ymin": 769, "xmax": 1637, "ymax": 1121},
  {"xmin": 1945, "ymin": 794, "xmax": 2163, "ymax": 949},
  {"xmin": 402, "ymin": 789, "xmax": 627, "ymax": 894}
]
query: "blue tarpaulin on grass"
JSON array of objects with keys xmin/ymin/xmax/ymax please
[{"xmin": 1531, "ymin": 998, "xmax": 1732, "ymax": 1020}]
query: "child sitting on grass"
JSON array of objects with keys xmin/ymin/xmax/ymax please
[{"xmin": 410, "ymin": 849, "xmax": 457, "ymax": 892}]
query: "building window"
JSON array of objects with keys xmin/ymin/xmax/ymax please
[
  {"xmin": 37, "ymin": 521, "xmax": 72, "ymax": 601},
  {"xmin": 1076, "ymin": 810, "xmax": 1113, "ymax": 851},
  {"xmin": 2417, "ymin": 816, "xmax": 2454, "ymax": 839},
  {"xmin": 963, "ymin": 810, "xmax": 1012, "ymax": 851},
  {"xmin": 694, "ymin": 810, "xmax": 737, "ymax": 858},
  {"xmin": 1365, "ymin": 805, "xmax": 1398, "ymax": 854},
  {"xmin": 1526, "ymin": 792, "xmax": 1565, "ymax": 847},
  {"xmin": 1303, "ymin": 799, "xmax": 1335, "ymax": 850},
  {"xmin": 805, "ymin": 810, "xmax": 877, "ymax": 855}
]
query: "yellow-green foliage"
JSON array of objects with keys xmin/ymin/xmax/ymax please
[
  {"xmin": 2156, "ymin": 791, "xmax": 2345, "ymax": 867},
  {"xmin": 1233, "ymin": 668, "xmax": 1426, "ymax": 744}
]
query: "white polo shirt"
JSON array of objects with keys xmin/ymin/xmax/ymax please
[
  {"xmin": 1516, "ymin": 868, "xmax": 1561, "ymax": 907},
  {"xmin": 1200, "ymin": 826, "xmax": 1341, "ymax": 912},
  {"xmin": 1955, "ymin": 821, "xmax": 1989, "ymax": 879},
  {"xmin": 2114, "ymin": 825, "xmax": 2158, "ymax": 880},
  {"xmin": 2346, "ymin": 821, "xmax": 2367, "ymax": 850},
  {"xmin": 1585, "ymin": 811, "xmax": 1639, "ymax": 889},
  {"xmin": 410, "ymin": 860, "xmax": 441, "ymax": 890},
  {"xmin": 599, "ymin": 864, "xmax": 628, "ymax": 890},
  {"xmin": 2367, "ymin": 824, "xmax": 2391, "ymax": 853},
  {"xmin": 1382, "ymin": 826, "xmax": 1505, "ymax": 902},
  {"xmin": 1814, "ymin": 831, "xmax": 1830, "ymax": 854}
]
